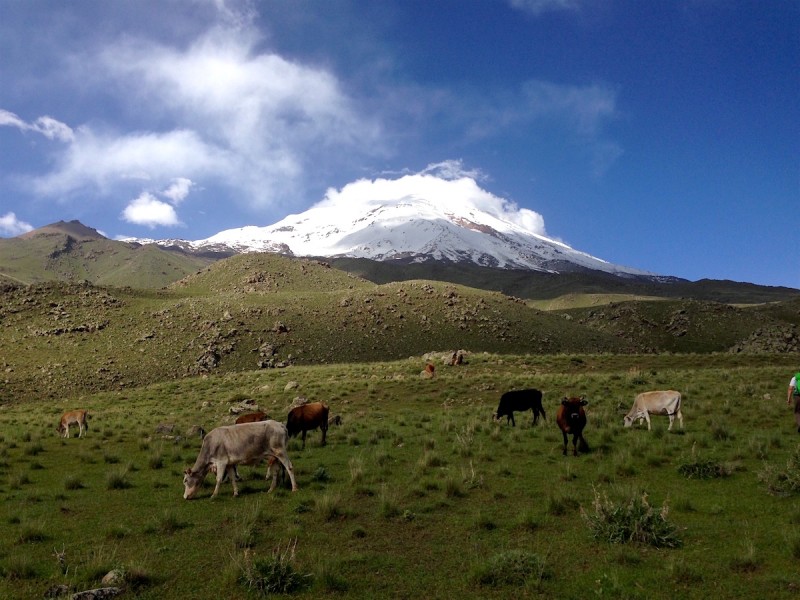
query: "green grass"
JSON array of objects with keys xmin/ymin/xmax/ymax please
[{"xmin": 1, "ymin": 355, "xmax": 800, "ymax": 598}]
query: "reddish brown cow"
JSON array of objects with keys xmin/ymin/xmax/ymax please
[
  {"xmin": 287, "ymin": 401, "xmax": 329, "ymax": 449},
  {"xmin": 556, "ymin": 396, "xmax": 589, "ymax": 456},
  {"xmin": 425, "ymin": 363, "xmax": 435, "ymax": 377},
  {"xmin": 235, "ymin": 411, "xmax": 269, "ymax": 424}
]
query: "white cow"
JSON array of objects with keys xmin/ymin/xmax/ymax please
[
  {"xmin": 57, "ymin": 410, "xmax": 89, "ymax": 438},
  {"xmin": 623, "ymin": 390, "xmax": 683, "ymax": 431},
  {"xmin": 183, "ymin": 420, "xmax": 298, "ymax": 499}
]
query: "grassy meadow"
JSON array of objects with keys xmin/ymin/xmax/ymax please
[{"xmin": 1, "ymin": 353, "xmax": 799, "ymax": 599}]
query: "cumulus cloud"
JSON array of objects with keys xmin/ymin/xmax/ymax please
[
  {"xmin": 0, "ymin": 109, "xmax": 74, "ymax": 142},
  {"xmin": 162, "ymin": 178, "xmax": 194, "ymax": 204},
  {"xmin": 318, "ymin": 161, "xmax": 547, "ymax": 237},
  {"xmin": 0, "ymin": 212, "xmax": 34, "ymax": 237},
  {"xmin": 122, "ymin": 193, "xmax": 181, "ymax": 228},
  {"xmin": 30, "ymin": 129, "xmax": 222, "ymax": 198},
  {"xmin": 64, "ymin": 26, "xmax": 378, "ymax": 209}
]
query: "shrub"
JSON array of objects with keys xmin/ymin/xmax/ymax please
[
  {"xmin": 677, "ymin": 459, "xmax": 731, "ymax": 479},
  {"xmin": 583, "ymin": 489, "xmax": 682, "ymax": 548},
  {"xmin": 238, "ymin": 539, "xmax": 312, "ymax": 595},
  {"xmin": 471, "ymin": 550, "xmax": 548, "ymax": 588},
  {"xmin": 758, "ymin": 446, "xmax": 800, "ymax": 497}
]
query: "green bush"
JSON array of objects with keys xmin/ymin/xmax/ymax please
[
  {"xmin": 583, "ymin": 489, "xmax": 682, "ymax": 548},
  {"xmin": 758, "ymin": 445, "xmax": 800, "ymax": 496}
]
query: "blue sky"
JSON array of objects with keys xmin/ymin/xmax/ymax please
[{"xmin": 0, "ymin": 0, "xmax": 797, "ymax": 288}]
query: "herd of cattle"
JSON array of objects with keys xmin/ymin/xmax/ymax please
[{"xmin": 56, "ymin": 387, "xmax": 683, "ymax": 499}]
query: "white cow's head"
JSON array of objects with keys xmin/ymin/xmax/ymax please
[
  {"xmin": 182, "ymin": 468, "xmax": 204, "ymax": 500},
  {"xmin": 623, "ymin": 415, "xmax": 634, "ymax": 427}
]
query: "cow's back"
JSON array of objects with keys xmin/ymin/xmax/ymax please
[{"xmin": 635, "ymin": 390, "xmax": 680, "ymax": 413}]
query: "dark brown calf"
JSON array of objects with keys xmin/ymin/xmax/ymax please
[
  {"xmin": 556, "ymin": 396, "xmax": 588, "ymax": 456},
  {"xmin": 235, "ymin": 411, "xmax": 269, "ymax": 424}
]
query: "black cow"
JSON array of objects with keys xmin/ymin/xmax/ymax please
[
  {"xmin": 493, "ymin": 389, "xmax": 546, "ymax": 427},
  {"xmin": 556, "ymin": 396, "xmax": 589, "ymax": 456}
]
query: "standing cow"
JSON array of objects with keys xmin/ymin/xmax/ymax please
[
  {"xmin": 556, "ymin": 396, "xmax": 589, "ymax": 456},
  {"xmin": 57, "ymin": 410, "xmax": 89, "ymax": 438},
  {"xmin": 623, "ymin": 390, "xmax": 683, "ymax": 431},
  {"xmin": 287, "ymin": 401, "xmax": 329, "ymax": 449},
  {"xmin": 182, "ymin": 420, "xmax": 297, "ymax": 499},
  {"xmin": 493, "ymin": 389, "xmax": 546, "ymax": 426}
]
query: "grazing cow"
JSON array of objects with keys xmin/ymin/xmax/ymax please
[
  {"xmin": 182, "ymin": 420, "xmax": 297, "ymax": 499},
  {"xmin": 235, "ymin": 411, "xmax": 269, "ymax": 424},
  {"xmin": 623, "ymin": 390, "xmax": 683, "ymax": 431},
  {"xmin": 287, "ymin": 401, "xmax": 329, "ymax": 449},
  {"xmin": 493, "ymin": 389, "xmax": 546, "ymax": 427},
  {"xmin": 57, "ymin": 410, "xmax": 89, "ymax": 438},
  {"xmin": 556, "ymin": 397, "xmax": 589, "ymax": 456}
]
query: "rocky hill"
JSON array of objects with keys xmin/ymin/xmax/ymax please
[
  {"xmin": 0, "ymin": 220, "xmax": 211, "ymax": 287},
  {"xmin": 1, "ymin": 252, "xmax": 798, "ymax": 404}
]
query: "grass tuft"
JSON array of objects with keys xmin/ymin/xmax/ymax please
[
  {"xmin": 471, "ymin": 549, "xmax": 548, "ymax": 588},
  {"xmin": 237, "ymin": 539, "xmax": 312, "ymax": 595}
]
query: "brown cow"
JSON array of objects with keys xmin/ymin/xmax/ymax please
[
  {"xmin": 235, "ymin": 411, "xmax": 269, "ymax": 424},
  {"xmin": 556, "ymin": 397, "xmax": 588, "ymax": 456},
  {"xmin": 57, "ymin": 410, "xmax": 89, "ymax": 438},
  {"xmin": 287, "ymin": 401, "xmax": 329, "ymax": 449}
]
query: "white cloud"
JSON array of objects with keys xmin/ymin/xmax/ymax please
[
  {"xmin": 30, "ymin": 128, "xmax": 223, "ymax": 198},
  {"xmin": 0, "ymin": 109, "xmax": 74, "ymax": 142},
  {"xmin": 122, "ymin": 193, "xmax": 182, "ymax": 228},
  {"xmin": 0, "ymin": 212, "xmax": 34, "ymax": 237},
  {"xmin": 66, "ymin": 26, "xmax": 379, "ymax": 209},
  {"xmin": 318, "ymin": 162, "xmax": 547, "ymax": 237},
  {"xmin": 162, "ymin": 178, "xmax": 194, "ymax": 204}
]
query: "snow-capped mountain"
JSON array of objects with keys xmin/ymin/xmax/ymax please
[{"xmin": 127, "ymin": 172, "xmax": 651, "ymax": 277}]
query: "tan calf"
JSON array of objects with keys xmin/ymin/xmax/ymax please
[{"xmin": 57, "ymin": 410, "xmax": 89, "ymax": 438}]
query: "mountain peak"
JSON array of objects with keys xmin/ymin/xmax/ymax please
[
  {"xmin": 125, "ymin": 172, "xmax": 652, "ymax": 278},
  {"xmin": 19, "ymin": 220, "xmax": 105, "ymax": 241}
]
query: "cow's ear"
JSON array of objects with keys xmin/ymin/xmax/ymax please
[
  {"xmin": 184, "ymin": 468, "xmax": 192, "ymax": 475},
  {"xmin": 580, "ymin": 400, "xmax": 588, "ymax": 406},
  {"xmin": 561, "ymin": 397, "xmax": 569, "ymax": 405}
]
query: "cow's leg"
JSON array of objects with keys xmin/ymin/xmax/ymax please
[
  {"xmin": 78, "ymin": 422, "xmax": 84, "ymax": 438},
  {"xmin": 572, "ymin": 434, "xmax": 578, "ymax": 456},
  {"xmin": 531, "ymin": 408, "xmax": 537, "ymax": 426},
  {"xmin": 561, "ymin": 430, "xmax": 568, "ymax": 456},
  {"xmin": 321, "ymin": 425, "xmax": 327, "ymax": 446},
  {"xmin": 644, "ymin": 411, "xmax": 651, "ymax": 431},
  {"xmin": 211, "ymin": 462, "xmax": 227, "ymax": 498},
  {"xmin": 677, "ymin": 409, "xmax": 684, "ymax": 429},
  {"xmin": 271, "ymin": 449, "xmax": 298, "ymax": 492},
  {"xmin": 65, "ymin": 424, "xmax": 71, "ymax": 439},
  {"xmin": 228, "ymin": 466, "xmax": 240, "ymax": 497},
  {"xmin": 667, "ymin": 413, "xmax": 674, "ymax": 431},
  {"xmin": 510, "ymin": 413, "xmax": 516, "ymax": 427}
]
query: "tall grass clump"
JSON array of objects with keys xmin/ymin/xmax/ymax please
[
  {"xmin": 237, "ymin": 539, "xmax": 312, "ymax": 596},
  {"xmin": 583, "ymin": 489, "xmax": 682, "ymax": 548},
  {"xmin": 471, "ymin": 549, "xmax": 549, "ymax": 588},
  {"xmin": 758, "ymin": 445, "xmax": 800, "ymax": 496}
]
